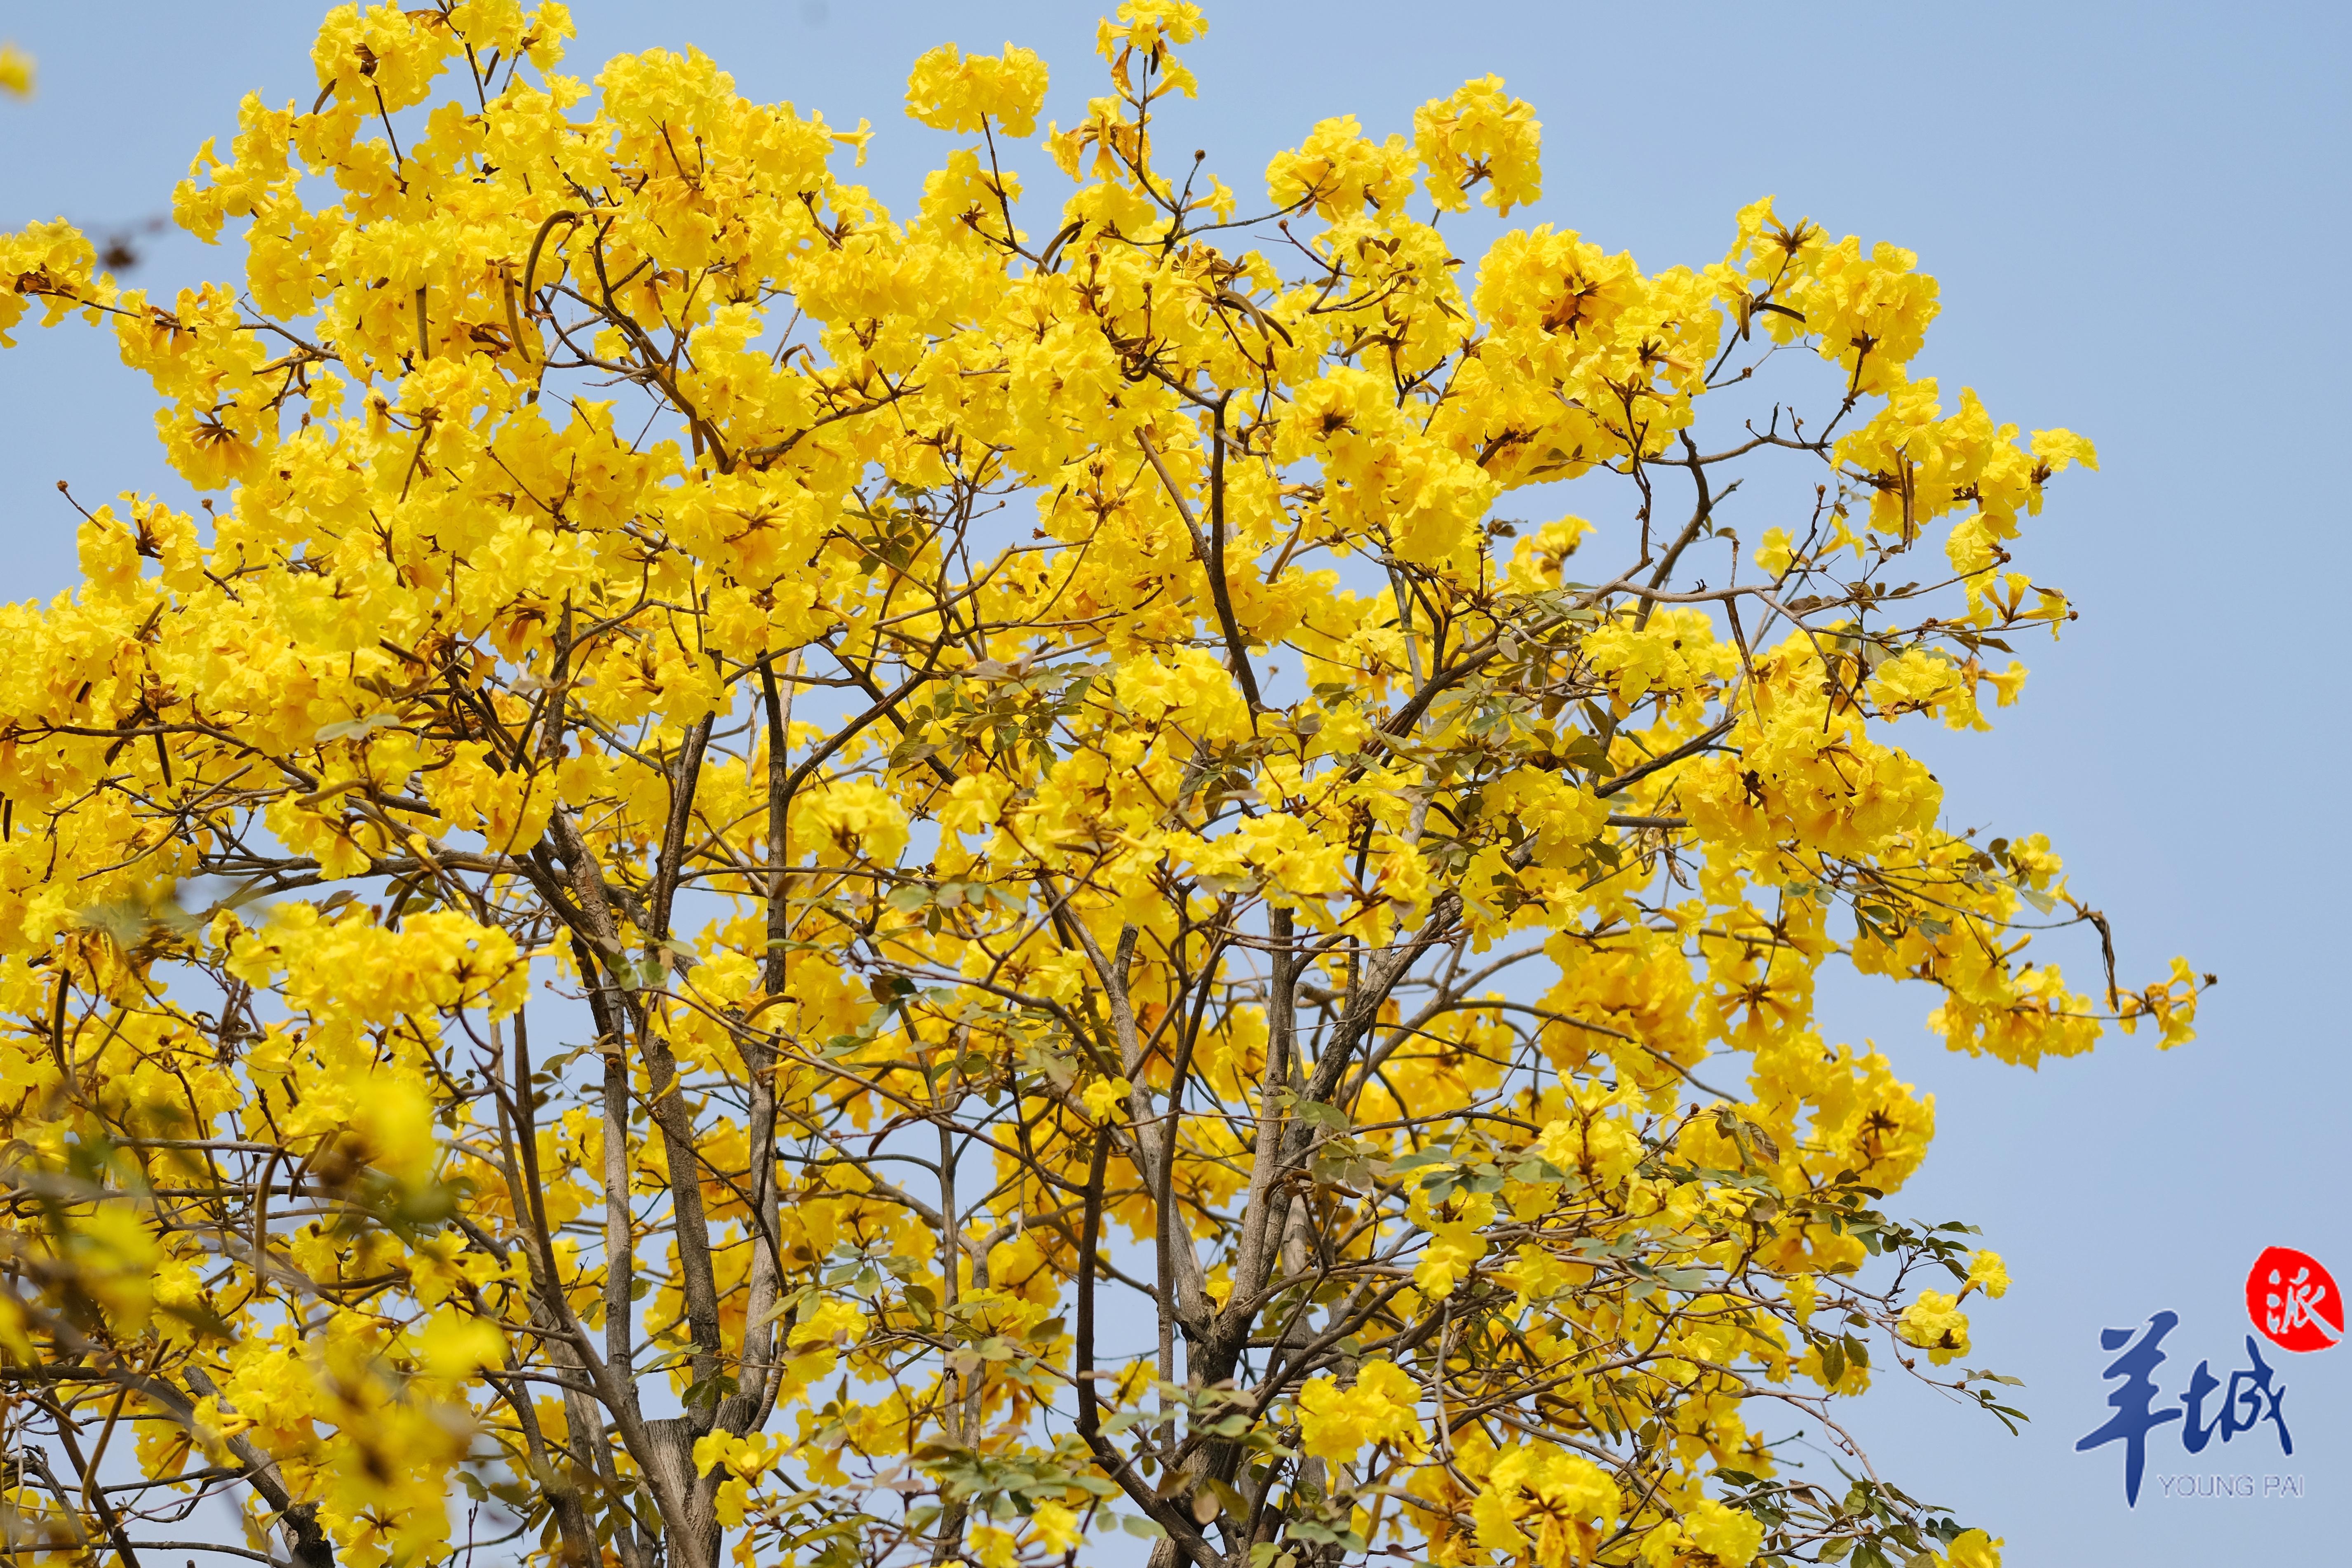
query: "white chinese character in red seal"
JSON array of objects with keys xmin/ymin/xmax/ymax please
[{"xmin": 2246, "ymin": 1246, "xmax": 2342, "ymax": 1353}]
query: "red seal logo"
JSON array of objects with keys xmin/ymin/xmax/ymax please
[{"xmin": 2246, "ymin": 1246, "xmax": 2342, "ymax": 1353}]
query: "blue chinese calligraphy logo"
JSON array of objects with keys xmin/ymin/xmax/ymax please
[
  {"xmin": 2075, "ymin": 1312, "xmax": 2290, "ymax": 1505},
  {"xmin": 2079, "ymin": 1247, "xmax": 2333, "ymax": 1507}
]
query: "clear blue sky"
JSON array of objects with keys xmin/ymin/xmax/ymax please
[{"xmin": 2, "ymin": 2, "xmax": 2346, "ymax": 1560}]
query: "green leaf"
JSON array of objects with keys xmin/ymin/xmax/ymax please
[
  {"xmin": 680, "ymin": 1372, "xmax": 738, "ymax": 1410},
  {"xmin": 1295, "ymin": 1099, "xmax": 1349, "ymax": 1131}
]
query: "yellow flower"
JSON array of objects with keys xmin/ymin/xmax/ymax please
[
  {"xmin": 0, "ymin": 42, "xmax": 32, "ymax": 98},
  {"xmin": 904, "ymin": 41, "xmax": 1050, "ymax": 137},
  {"xmin": 1945, "ymin": 1527, "xmax": 2004, "ymax": 1568},
  {"xmin": 787, "ymin": 1298, "xmax": 868, "ymax": 1350},
  {"xmin": 1415, "ymin": 75, "xmax": 1542, "ymax": 214},
  {"xmin": 2029, "ymin": 428, "xmax": 2098, "ymax": 472},
  {"xmin": 1965, "ymin": 1250, "xmax": 2010, "ymax": 1299},
  {"xmin": 63, "ymin": 1204, "xmax": 161, "ymax": 1333},
  {"xmin": 1027, "ymin": 1502, "xmax": 1083, "ymax": 1554},
  {"xmin": 415, "ymin": 1312, "xmax": 507, "ymax": 1380},
  {"xmin": 1537, "ymin": 1086, "xmax": 1644, "ymax": 1190},
  {"xmin": 969, "ymin": 1525, "xmax": 1016, "ymax": 1568},
  {"xmin": 1081, "ymin": 1075, "xmax": 1131, "ymax": 1120},
  {"xmin": 1103, "ymin": 0, "xmax": 1208, "ymax": 52},
  {"xmin": 1898, "ymin": 1290, "xmax": 1972, "ymax": 1365},
  {"xmin": 1684, "ymin": 1498, "xmax": 1765, "ymax": 1567},
  {"xmin": 1265, "ymin": 115, "xmax": 1417, "ymax": 219},
  {"xmin": 1297, "ymin": 1359, "xmax": 1425, "ymax": 1462}
]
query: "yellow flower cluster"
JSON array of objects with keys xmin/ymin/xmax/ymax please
[
  {"xmin": 906, "ymin": 42, "xmax": 1052, "ymax": 137},
  {"xmin": 1297, "ymin": 1359, "xmax": 1428, "ymax": 1462}
]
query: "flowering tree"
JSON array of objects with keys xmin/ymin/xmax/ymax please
[{"xmin": 0, "ymin": 5, "xmax": 2200, "ymax": 1568}]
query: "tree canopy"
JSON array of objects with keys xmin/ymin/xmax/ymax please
[{"xmin": 0, "ymin": 5, "xmax": 2200, "ymax": 1568}]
